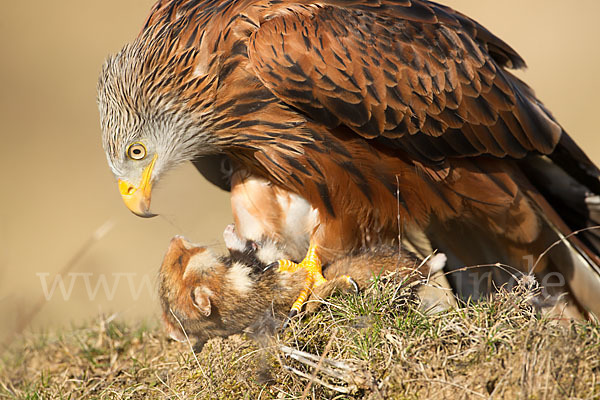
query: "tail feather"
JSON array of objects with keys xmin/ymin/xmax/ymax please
[
  {"xmin": 523, "ymin": 155, "xmax": 600, "ymax": 318},
  {"xmin": 538, "ymin": 220, "xmax": 600, "ymax": 319},
  {"xmin": 430, "ymin": 147, "xmax": 600, "ymax": 318}
]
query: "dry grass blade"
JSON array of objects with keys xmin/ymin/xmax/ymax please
[
  {"xmin": 1, "ymin": 268, "xmax": 599, "ymax": 399},
  {"xmin": 530, "ymin": 225, "xmax": 600, "ymax": 273},
  {"xmin": 402, "ymin": 378, "xmax": 487, "ymax": 398},
  {"xmin": 299, "ymin": 328, "xmax": 336, "ymax": 399},
  {"xmin": 168, "ymin": 307, "xmax": 204, "ymax": 376},
  {"xmin": 281, "ymin": 344, "xmax": 374, "ymax": 395},
  {"xmin": 282, "ymin": 365, "xmax": 351, "ymax": 395}
]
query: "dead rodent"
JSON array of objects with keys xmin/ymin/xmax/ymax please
[
  {"xmin": 158, "ymin": 234, "xmax": 307, "ymax": 350},
  {"xmin": 159, "ymin": 227, "xmax": 445, "ymax": 351}
]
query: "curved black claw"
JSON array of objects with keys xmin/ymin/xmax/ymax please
[
  {"xmin": 282, "ymin": 309, "xmax": 298, "ymax": 330},
  {"xmin": 263, "ymin": 261, "xmax": 279, "ymax": 272},
  {"xmin": 348, "ymin": 277, "xmax": 359, "ymax": 294}
]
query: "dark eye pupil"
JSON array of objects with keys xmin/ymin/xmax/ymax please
[{"xmin": 128, "ymin": 143, "xmax": 146, "ymax": 159}]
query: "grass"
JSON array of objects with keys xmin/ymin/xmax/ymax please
[{"xmin": 1, "ymin": 273, "xmax": 599, "ymax": 399}]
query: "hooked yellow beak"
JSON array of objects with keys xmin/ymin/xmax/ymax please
[{"xmin": 118, "ymin": 154, "xmax": 158, "ymax": 218}]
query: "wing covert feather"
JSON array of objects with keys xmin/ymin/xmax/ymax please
[{"xmin": 247, "ymin": 1, "xmax": 562, "ymax": 162}]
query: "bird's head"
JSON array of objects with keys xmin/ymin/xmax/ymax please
[{"xmin": 97, "ymin": 36, "xmax": 220, "ymax": 217}]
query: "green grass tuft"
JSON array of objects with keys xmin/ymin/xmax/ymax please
[{"xmin": 1, "ymin": 274, "xmax": 599, "ymax": 399}]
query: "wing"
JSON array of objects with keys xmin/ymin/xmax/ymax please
[{"xmin": 247, "ymin": 0, "xmax": 562, "ymax": 164}]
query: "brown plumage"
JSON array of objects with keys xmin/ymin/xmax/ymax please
[{"xmin": 99, "ymin": 0, "xmax": 600, "ymax": 316}]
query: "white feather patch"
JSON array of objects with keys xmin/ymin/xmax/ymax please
[
  {"xmin": 277, "ymin": 192, "xmax": 318, "ymax": 259},
  {"xmin": 427, "ymin": 253, "xmax": 447, "ymax": 274},
  {"xmin": 278, "ymin": 192, "xmax": 315, "ymax": 236}
]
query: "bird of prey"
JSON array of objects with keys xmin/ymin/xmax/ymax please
[{"xmin": 98, "ymin": 0, "xmax": 600, "ymax": 317}]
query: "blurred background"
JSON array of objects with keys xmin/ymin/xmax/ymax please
[{"xmin": 1, "ymin": 0, "xmax": 599, "ymax": 343}]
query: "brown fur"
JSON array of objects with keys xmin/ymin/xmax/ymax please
[
  {"xmin": 159, "ymin": 236, "xmax": 306, "ymax": 350},
  {"xmin": 158, "ymin": 235, "xmax": 436, "ymax": 350}
]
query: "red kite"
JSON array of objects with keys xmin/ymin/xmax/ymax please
[{"xmin": 98, "ymin": 0, "xmax": 600, "ymax": 316}]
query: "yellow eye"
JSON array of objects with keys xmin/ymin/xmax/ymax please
[{"xmin": 127, "ymin": 142, "xmax": 147, "ymax": 160}]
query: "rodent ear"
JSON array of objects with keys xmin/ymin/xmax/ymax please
[{"xmin": 192, "ymin": 287, "xmax": 212, "ymax": 317}]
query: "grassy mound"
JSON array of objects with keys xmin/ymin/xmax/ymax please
[{"xmin": 1, "ymin": 275, "xmax": 599, "ymax": 399}]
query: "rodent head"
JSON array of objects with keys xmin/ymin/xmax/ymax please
[
  {"xmin": 158, "ymin": 233, "xmax": 298, "ymax": 352},
  {"xmin": 158, "ymin": 235, "xmax": 223, "ymax": 348}
]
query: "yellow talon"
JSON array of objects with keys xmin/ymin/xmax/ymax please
[
  {"xmin": 277, "ymin": 259, "xmax": 299, "ymax": 272},
  {"xmin": 277, "ymin": 243, "xmax": 327, "ymax": 314}
]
